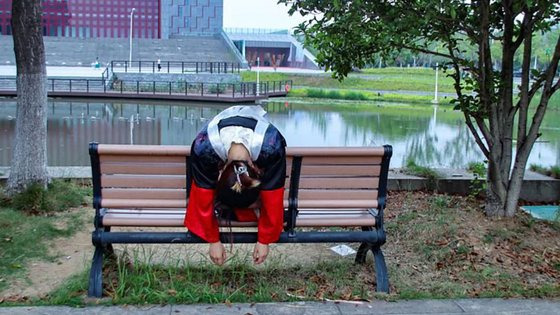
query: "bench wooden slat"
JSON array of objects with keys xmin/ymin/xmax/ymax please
[
  {"xmin": 297, "ymin": 199, "xmax": 378, "ymax": 208},
  {"xmin": 102, "ymin": 199, "xmax": 187, "ymax": 208},
  {"xmin": 102, "ymin": 188, "xmax": 187, "ymax": 200},
  {"xmin": 287, "ymin": 147, "xmax": 385, "ymax": 156},
  {"xmin": 296, "ymin": 189, "xmax": 378, "ymax": 200},
  {"xmin": 102, "ymin": 209, "xmax": 375, "ymax": 227},
  {"xmin": 103, "ymin": 212, "xmax": 256, "ymax": 227},
  {"xmin": 101, "ymin": 162, "xmax": 186, "ymax": 175},
  {"xmin": 101, "ymin": 198, "xmax": 377, "ymax": 209},
  {"xmin": 98, "ymin": 145, "xmax": 383, "ymax": 157},
  {"xmin": 101, "ymin": 174, "xmax": 186, "ymax": 189},
  {"xmin": 101, "ymin": 188, "xmax": 377, "ymax": 201},
  {"xmin": 98, "ymin": 145, "xmax": 190, "ymax": 155},
  {"xmin": 298, "ymin": 177, "xmax": 379, "ymax": 189},
  {"xmin": 296, "ymin": 165, "xmax": 381, "ymax": 176},
  {"xmin": 100, "ymin": 155, "xmax": 186, "ymax": 164},
  {"xmin": 287, "ymin": 156, "xmax": 382, "ymax": 165},
  {"xmin": 296, "ymin": 215, "xmax": 375, "ymax": 227}
]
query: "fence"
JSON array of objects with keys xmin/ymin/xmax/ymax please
[
  {"xmin": 107, "ymin": 60, "xmax": 241, "ymax": 76},
  {"xmin": 0, "ymin": 78, "xmax": 292, "ymax": 99}
]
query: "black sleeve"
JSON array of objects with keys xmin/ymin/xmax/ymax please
[
  {"xmin": 255, "ymin": 125, "xmax": 287, "ymax": 190},
  {"xmin": 190, "ymin": 127, "xmax": 222, "ymax": 189}
]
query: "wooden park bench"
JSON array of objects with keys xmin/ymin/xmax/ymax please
[{"xmin": 88, "ymin": 143, "xmax": 393, "ymax": 297}]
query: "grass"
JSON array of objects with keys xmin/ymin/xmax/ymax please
[
  {"xmin": 288, "ymin": 88, "xmax": 453, "ymax": 104},
  {"xmin": 529, "ymin": 164, "xmax": 560, "ymax": 179},
  {"xmin": 8, "ymin": 180, "xmax": 88, "ymax": 214},
  {"xmin": 242, "ymin": 67, "xmax": 456, "ymax": 93},
  {"xmin": 2, "ymin": 191, "xmax": 559, "ymax": 305},
  {"xmin": 34, "ymin": 248, "xmax": 375, "ymax": 306},
  {"xmin": 0, "ymin": 207, "xmax": 85, "ymax": 293},
  {"xmin": 385, "ymin": 192, "xmax": 560, "ymax": 299},
  {"xmin": 0, "ymin": 180, "xmax": 89, "ymax": 293},
  {"xmin": 403, "ymin": 159, "xmax": 441, "ymax": 190}
]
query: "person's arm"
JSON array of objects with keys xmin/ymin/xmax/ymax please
[
  {"xmin": 257, "ymin": 187, "xmax": 285, "ymax": 244},
  {"xmin": 184, "ymin": 131, "xmax": 221, "ymax": 243},
  {"xmin": 255, "ymin": 127, "xmax": 287, "ymax": 244}
]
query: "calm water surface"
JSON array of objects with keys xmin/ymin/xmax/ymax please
[{"xmin": 0, "ymin": 98, "xmax": 558, "ymax": 168}]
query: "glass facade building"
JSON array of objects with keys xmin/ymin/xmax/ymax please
[
  {"xmin": 0, "ymin": 0, "xmax": 162, "ymax": 38},
  {"xmin": 0, "ymin": 0, "xmax": 224, "ymax": 39}
]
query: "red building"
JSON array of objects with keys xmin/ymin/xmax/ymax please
[{"xmin": 0, "ymin": 0, "xmax": 160, "ymax": 38}]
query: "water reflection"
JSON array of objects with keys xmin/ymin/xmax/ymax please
[{"xmin": 0, "ymin": 98, "xmax": 558, "ymax": 168}]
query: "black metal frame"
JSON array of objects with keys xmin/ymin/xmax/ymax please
[{"xmin": 87, "ymin": 143, "xmax": 393, "ymax": 297}]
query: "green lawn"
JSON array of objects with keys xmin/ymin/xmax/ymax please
[
  {"xmin": 242, "ymin": 67, "xmax": 456, "ymax": 93},
  {"xmin": 0, "ymin": 180, "xmax": 88, "ymax": 293}
]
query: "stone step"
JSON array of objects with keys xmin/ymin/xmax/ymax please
[{"xmin": 0, "ymin": 35, "xmax": 240, "ymax": 67}]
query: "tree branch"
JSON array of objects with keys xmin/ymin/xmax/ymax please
[
  {"xmin": 524, "ymin": 34, "xmax": 560, "ymax": 149},
  {"xmin": 514, "ymin": 5, "xmax": 533, "ymax": 148},
  {"xmin": 465, "ymin": 114, "xmax": 490, "ymax": 158}
]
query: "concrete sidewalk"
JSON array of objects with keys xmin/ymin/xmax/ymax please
[{"xmin": 0, "ymin": 299, "xmax": 559, "ymax": 315}]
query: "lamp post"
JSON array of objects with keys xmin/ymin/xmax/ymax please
[
  {"xmin": 432, "ymin": 62, "xmax": 439, "ymax": 104},
  {"xmin": 129, "ymin": 8, "xmax": 136, "ymax": 65},
  {"xmin": 256, "ymin": 57, "xmax": 260, "ymax": 96}
]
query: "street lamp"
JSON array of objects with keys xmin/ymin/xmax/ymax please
[
  {"xmin": 129, "ymin": 8, "xmax": 136, "ymax": 65},
  {"xmin": 432, "ymin": 62, "xmax": 439, "ymax": 104},
  {"xmin": 256, "ymin": 57, "xmax": 260, "ymax": 96}
]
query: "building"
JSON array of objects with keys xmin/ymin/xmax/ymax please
[
  {"xmin": 0, "ymin": 0, "xmax": 223, "ymax": 39},
  {"xmin": 226, "ymin": 28, "xmax": 319, "ymax": 70},
  {"xmin": 0, "ymin": 0, "xmax": 317, "ymax": 69}
]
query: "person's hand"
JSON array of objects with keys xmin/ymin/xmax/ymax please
[
  {"xmin": 209, "ymin": 242, "xmax": 226, "ymax": 265},
  {"xmin": 253, "ymin": 242, "xmax": 269, "ymax": 265}
]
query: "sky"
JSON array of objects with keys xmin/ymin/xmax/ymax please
[{"xmin": 223, "ymin": 0, "xmax": 308, "ymax": 30}]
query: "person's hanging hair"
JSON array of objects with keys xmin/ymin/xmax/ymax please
[{"xmin": 216, "ymin": 160, "xmax": 262, "ymax": 209}]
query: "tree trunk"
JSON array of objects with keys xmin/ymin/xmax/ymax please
[
  {"xmin": 7, "ymin": 0, "xmax": 48, "ymax": 194},
  {"xmin": 485, "ymin": 157, "xmax": 508, "ymax": 217}
]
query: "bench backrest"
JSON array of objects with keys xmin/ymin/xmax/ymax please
[{"xmin": 90, "ymin": 144, "xmax": 392, "ymax": 228}]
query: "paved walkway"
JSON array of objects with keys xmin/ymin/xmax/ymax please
[{"xmin": 0, "ymin": 299, "xmax": 559, "ymax": 314}]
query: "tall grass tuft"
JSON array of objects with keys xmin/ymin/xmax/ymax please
[
  {"xmin": 8, "ymin": 180, "xmax": 87, "ymax": 214},
  {"xmin": 404, "ymin": 159, "xmax": 441, "ymax": 190}
]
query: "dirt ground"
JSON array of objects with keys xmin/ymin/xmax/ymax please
[
  {"xmin": 1, "ymin": 191, "xmax": 559, "ymax": 300},
  {"xmin": 0, "ymin": 217, "xmax": 350, "ymax": 300}
]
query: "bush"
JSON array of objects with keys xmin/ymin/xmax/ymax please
[
  {"xmin": 0, "ymin": 187, "xmax": 9, "ymax": 207},
  {"xmin": 207, "ymin": 84, "xmax": 227, "ymax": 94},
  {"xmin": 467, "ymin": 161, "xmax": 487, "ymax": 177},
  {"xmin": 9, "ymin": 180, "xmax": 86, "ymax": 214},
  {"xmin": 467, "ymin": 161, "xmax": 487, "ymax": 198},
  {"xmin": 404, "ymin": 158, "xmax": 441, "ymax": 190}
]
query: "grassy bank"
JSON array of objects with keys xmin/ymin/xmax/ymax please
[
  {"xmin": 288, "ymin": 88, "xmax": 453, "ymax": 105},
  {"xmin": 4, "ymin": 191, "xmax": 553, "ymax": 306},
  {"xmin": 243, "ymin": 68, "xmax": 560, "ymax": 110},
  {"xmin": 242, "ymin": 67, "xmax": 456, "ymax": 93}
]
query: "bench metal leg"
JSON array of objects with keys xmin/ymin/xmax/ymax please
[
  {"xmin": 371, "ymin": 245, "xmax": 390, "ymax": 293},
  {"xmin": 103, "ymin": 227, "xmax": 115, "ymax": 258},
  {"xmin": 88, "ymin": 244, "xmax": 104, "ymax": 297},
  {"xmin": 355, "ymin": 242, "xmax": 372, "ymax": 264},
  {"xmin": 355, "ymin": 243, "xmax": 390, "ymax": 293}
]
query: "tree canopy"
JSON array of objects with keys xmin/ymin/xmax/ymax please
[{"xmin": 280, "ymin": 0, "xmax": 560, "ymax": 217}]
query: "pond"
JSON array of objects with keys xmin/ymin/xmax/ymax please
[{"xmin": 0, "ymin": 97, "xmax": 558, "ymax": 168}]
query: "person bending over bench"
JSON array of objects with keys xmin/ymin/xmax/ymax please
[{"xmin": 185, "ymin": 105, "xmax": 286, "ymax": 265}]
